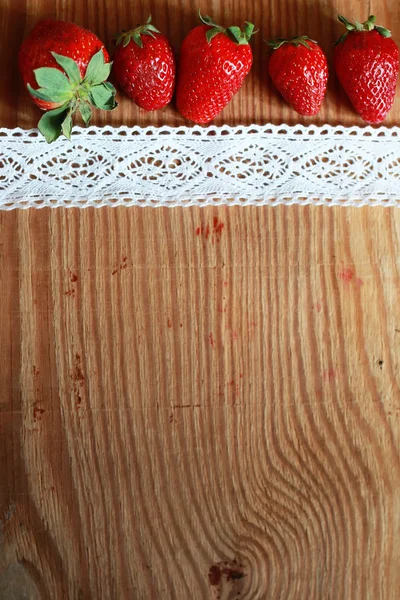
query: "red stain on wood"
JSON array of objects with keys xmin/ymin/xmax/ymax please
[
  {"xmin": 72, "ymin": 354, "xmax": 85, "ymax": 382},
  {"xmin": 66, "ymin": 270, "xmax": 78, "ymax": 295},
  {"xmin": 209, "ymin": 332, "xmax": 216, "ymax": 348},
  {"xmin": 32, "ymin": 365, "xmax": 45, "ymax": 423},
  {"xmin": 195, "ymin": 218, "xmax": 225, "ymax": 244},
  {"xmin": 112, "ymin": 256, "xmax": 129, "ymax": 275},
  {"xmin": 208, "ymin": 559, "xmax": 246, "ymax": 588},
  {"xmin": 167, "ymin": 318, "xmax": 172, "ymax": 329},
  {"xmin": 232, "ymin": 331, "xmax": 238, "ymax": 342},
  {"xmin": 337, "ymin": 264, "xmax": 364, "ymax": 289},
  {"xmin": 227, "ymin": 379, "xmax": 240, "ymax": 397},
  {"xmin": 208, "ymin": 565, "xmax": 222, "ymax": 586},
  {"xmin": 313, "ymin": 301, "xmax": 323, "ymax": 313},
  {"xmin": 338, "ymin": 264, "xmax": 355, "ymax": 283},
  {"xmin": 33, "ymin": 406, "xmax": 45, "ymax": 421},
  {"xmin": 213, "ymin": 216, "xmax": 224, "ymax": 234},
  {"xmin": 324, "ymin": 368, "xmax": 336, "ymax": 381},
  {"xmin": 70, "ymin": 353, "xmax": 85, "ymax": 411}
]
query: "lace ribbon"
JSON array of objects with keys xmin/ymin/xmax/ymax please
[{"xmin": 0, "ymin": 123, "xmax": 399, "ymax": 209}]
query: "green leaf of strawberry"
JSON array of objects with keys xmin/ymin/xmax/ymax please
[
  {"xmin": 375, "ymin": 26, "xmax": 392, "ymax": 38},
  {"xmin": 90, "ymin": 82, "xmax": 117, "ymax": 110},
  {"xmin": 61, "ymin": 112, "xmax": 73, "ymax": 140},
  {"xmin": 243, "ymin": 22, "xmax": 256, "ymax": 39},
  {"xmin": 31, "ymin": 50, "xmax": 117, "ymax": 142},
  {"xmin": 38, "ymin": 103, "xmax": 70, "ymax": 143},
  {"xmin": 132, "ymin": 33, "xmax": 143, "ymax": 48},
  {"xmin": 114, "ymin": 15, "xmax": 161, "ymax": 49},
  {"xmin": 268, "ymin": 35, "xmax": 317, "ymax": 51},
  {"xmin": 84, "ymin": 49, "xmax": 113, "ymax": 85},
  {"xmin": 226, "ymin": 26, "xmax": 243, "ymax": 43},
  {"xmin": 51, "ymin": 52, "xmax": 81, "ymax": 85},
  {"xmin": 27, "ymin": 84, "xmax": 61, "ymax": 103},
  {"xmin": 19, "ymin": 20, "xmax": 119, "ymax": 142},
  {"xmin": 335, "ymin": 14, "xmax": 392, "ymax": 45},
  {"xmin": 79, "ymin": 102, "xmax": 92, "ymax": 125},
  {"xmin": 33, "ymin": 67, "xmax": 72, "ymax": 95},
  {"xmin": 199, "ymin": 10, "xmax": 256, "ymax": 45}
]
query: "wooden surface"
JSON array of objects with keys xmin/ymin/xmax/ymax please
[{"xmin": 1, "ymin": 1, "xmax": 400, "ymax": 599}]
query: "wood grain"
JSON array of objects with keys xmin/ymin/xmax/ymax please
[{"xmin": 1, "ymin": 0, "xmax": 400, "ymax": 599}]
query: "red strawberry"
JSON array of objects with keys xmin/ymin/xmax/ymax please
[
  {"xmin": 268, "ymin": 36, "xmax": 328, "ymax": 116},
  {"xmin": 176, "ymin": 13, "xmax": 254, "ymax": 123},
  {"xmin": 334, "ymin": 15, "xmax": 399, "ymax": 123},
  {"xmin": 19, "ymin": 20, "xmax": 117, "ymax": 142},
  {"xmin": 113, "ymin": 16, "xmax": 175, "ymax": 111}
]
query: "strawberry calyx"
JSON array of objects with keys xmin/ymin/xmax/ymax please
[
  {"xmin": 267, "ymin": 35, "xmax": 317, "ymax": 51},
  {"xmin": 28, "ymin": 49, "xmax": 117, "ymax": 143},
  {"xmin": 199, "ymin": 11, "xmax": 256, "ymax": 45},
  {"xmin": 115, "ymin": 15, "xmax": 160, "ymax": 49},
  {"xmin": 335, "ymin": 14, "xmax": 392, "ymax": 45}
]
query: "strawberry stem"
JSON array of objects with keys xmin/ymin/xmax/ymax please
[
  {"xmin": 335, "ymin": 14, "xmax": 391, "ymax": 45},
  {"xmin": 28, "ymin": 49, "xmax": 117, "ymax": 143},
  {"xmin": 115, "ymin": 15, "xmax": 160, "ymax": 49},
  {"xmin": 267, "ymin": 35, "xmax": 317, "ymax": 50},
  {"xmin": 199, "ymin": 10, "xmax": 256, "ymax": 45}
]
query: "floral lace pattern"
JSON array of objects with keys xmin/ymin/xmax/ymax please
[{"xmin": 0, "ymin": 123, "xmax": 399, "ymax": 209}]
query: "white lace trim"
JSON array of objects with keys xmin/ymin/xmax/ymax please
[{"xmin": 1, "ymin": 123, "xmax": 400, "ymax": 209}]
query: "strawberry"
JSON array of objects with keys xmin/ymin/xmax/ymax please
[
  {"xmin": 176, "ymin": 12, "xmax": 255, "ymax": 123},
  {"xmin": 268, "ymin": 36, "xmax": 328, "ymax": 116},
  {"xmin": 113, "ymin": 16, "xmax": 175, "ymax": 111},
  {"xmin": 334, "ymin": 15, "xmax": 399, "ymax": 123},
  {"xmin": 19, "ymin": 20, "xmax": 117, "ymax": 143}
]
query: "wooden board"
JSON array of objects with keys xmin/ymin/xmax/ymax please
[{"xmin": 1, "ymin": 1, "xmax": 400, "ymax": 598}]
